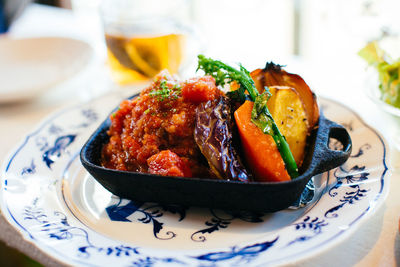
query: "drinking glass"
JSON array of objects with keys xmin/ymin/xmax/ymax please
[{"xmin": 100, "ymin": 0, "xmax": 198, "ymax": 85}]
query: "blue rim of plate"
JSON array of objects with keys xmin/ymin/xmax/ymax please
[{"xmin": 0, "ymin": 95, "xmax": 389, "ymax": 266}]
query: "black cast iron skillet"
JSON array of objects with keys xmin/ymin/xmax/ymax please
[{"xmin": 80, "ymin": 96, "xmax": 352, "ymax": 213}]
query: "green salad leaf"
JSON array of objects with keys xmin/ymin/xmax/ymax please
[{"xmin": 359, "ymin": 41, "xmax": 400, "ymax": 108}]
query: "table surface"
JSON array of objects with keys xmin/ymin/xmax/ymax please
[{"xmin": 0, "ymin": 4, "xmax": 399, "ymax": 267}]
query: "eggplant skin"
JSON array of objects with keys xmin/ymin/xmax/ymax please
[{"xmin": 195, "ymin": 96, "xmax": 252, "ymax": 182}]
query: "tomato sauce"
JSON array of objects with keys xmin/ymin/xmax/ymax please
[{"xmin": 101, "ymin": 71, "xmax": 221, "ymax": 177}]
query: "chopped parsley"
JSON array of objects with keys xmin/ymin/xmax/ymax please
[{"xmin": 150, "ymin": 79, "xmax": 182, "ymax": 101}]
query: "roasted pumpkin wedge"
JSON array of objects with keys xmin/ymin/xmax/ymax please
[
  {"xmin": 251, "ymin": 63, "xmax": 319, "ymax": 167},
  {"xmin": 251, "ymin": 62, "xmax": 319, "ymax": 132},
  {"xmin": 267, "ymin": 86, "xmax": 309, "ymax": 166}
]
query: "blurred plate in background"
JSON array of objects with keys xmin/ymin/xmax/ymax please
[
  {"xmin": 364, "ymin": 68, "xmax": 400, "ymax": 118},
  {"xmin": 0, "ymin": 37, "xmax": 92, "ymax": 103}
]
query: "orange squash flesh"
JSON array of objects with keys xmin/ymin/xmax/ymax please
[
  {"xmin": 234, "ymin": 101, "xmax": 291, "ymax": 182},
  {"xmin": 250, "ymin": 65, "xmax": 319, "ymax": 131}
]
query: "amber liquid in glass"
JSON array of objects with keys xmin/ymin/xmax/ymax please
[{"xmin": 105, "ymin": 33, "xmax": 185, "ymax": 84}]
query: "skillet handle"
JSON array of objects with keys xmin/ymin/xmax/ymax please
[{"xmin": 313, "ymin": 117, "xmax": 352, "ymax": 174}]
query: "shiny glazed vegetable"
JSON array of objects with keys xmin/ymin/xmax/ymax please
[
  {"xmin": 266, "ymin": 86, "xmax": 310, "ymax": 166},
  {"xmin": 234, "ymin": 100, "xmax": 291, "ymax": 182},
  {"xmin": 197, "ymin": 55, "xmax": 300, "ymax": 179},
  {"xmin": 251, "ymin": 63, "xmax": 319, "ymax": 132},
  {"xmin": 250, "ymin": 63, "xmax": 320, "ymax": 167},
  {"xmin": 195, "ymin": 96, "xmax": 251, "ymax": 182}
]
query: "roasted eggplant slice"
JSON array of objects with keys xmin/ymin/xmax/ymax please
[{"xmin": 195, "ymin": 96, "xmax": 251, "ymax": 182}]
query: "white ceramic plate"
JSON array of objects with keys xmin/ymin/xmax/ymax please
[
  {"xmin": 0, "ymin": 94, "xmax": 389, "ymax": 266},
  {"xmin": 0, "ymin": 37, "xmax": 92, "ymax": 103}
]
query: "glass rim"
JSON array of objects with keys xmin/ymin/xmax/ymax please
[{"xmin": 99, "ymin": 0, "xmax": 189, "ymax": 22}]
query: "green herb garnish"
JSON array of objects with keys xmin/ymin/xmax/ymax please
[{"xmin": 150, "ymin": 80, "xmax": 182, "ymax": 101}]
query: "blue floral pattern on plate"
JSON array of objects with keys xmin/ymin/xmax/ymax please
[{"xmin": 0, "ymin": 95, "xmax": 389, "ymax": 266}]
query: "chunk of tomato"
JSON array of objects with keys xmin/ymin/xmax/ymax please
[
  {"xmin": 182, "ymin": 76, "xmax": 220, "ymax": 104},
  {"xmin": 147, "ymin": 150, "xmax": 192, "ymax": 177}
]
